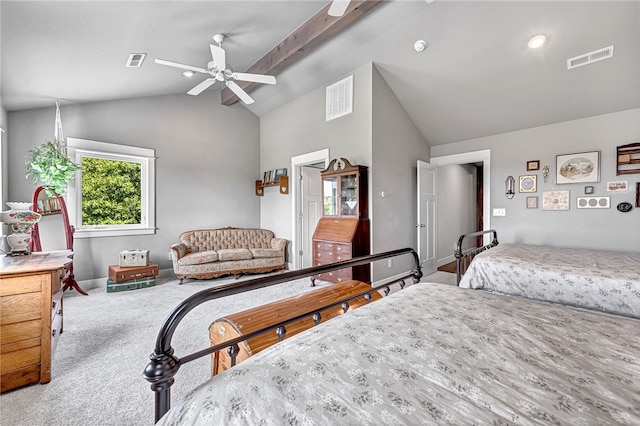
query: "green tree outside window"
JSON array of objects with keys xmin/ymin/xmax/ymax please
[{"xmin": 81, "ymin": 157, "xmax": 141, "ymax": 225}]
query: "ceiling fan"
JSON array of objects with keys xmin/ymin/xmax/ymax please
[{"xmin": 154, "ymin": 34, "xmax": 276, "ymax": 105}]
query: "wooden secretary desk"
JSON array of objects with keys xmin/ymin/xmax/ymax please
[{"xmin": 311, "ymin": 158, "xmax": 370, "ymax": 285}]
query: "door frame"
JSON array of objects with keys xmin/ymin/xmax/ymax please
[
  {"xmin": 430, "ymin": 149, "xmax": 491, "ymax": 245},
  {"xmin": 291, "ymin": 149, "xmax": 330, "ymax": 270},
  {"xmin": 417, "ymin": 160, "xmax": 438, "ymax": 275}
]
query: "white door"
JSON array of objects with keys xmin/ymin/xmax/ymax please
[
  {"xmin": 417, "ymin": 160, "xmax": 437, "ymax": 275},
  {"xmin": 301, "ymin": 166, "xmax": 323, "ymax": 267}
]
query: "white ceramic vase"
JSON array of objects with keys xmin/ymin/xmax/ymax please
[{"xmin": 0, "ymin": 202, "xmax": 41, "ymax": 256}]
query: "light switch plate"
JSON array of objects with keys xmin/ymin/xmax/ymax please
[{"xmin": 493, "ymin": 208, "xmax": 506, "ymax": 216}]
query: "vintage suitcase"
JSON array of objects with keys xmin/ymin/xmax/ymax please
[
  {"xmin": 106, "ymin": 276, "xmax": 156, "ymax": 293},
  {"xmin": 209, "ymin": 280, "xmax": 381, "ymax": 376},
  {"xmin": 108, "ymin": 264, "xmax": 158, "ymax": 283},
  {"xmin": 119, "ymin": 249, "xmax": 149, "ymax": 267}
]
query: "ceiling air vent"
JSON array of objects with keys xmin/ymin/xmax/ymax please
[
  {"xmin": 567, "ymin": 45, "xmax": 614, "ymax": 70},
  {"xmin": 326, "ymin": 74, "xmax": 353, "ymax": 121},
  {"xmin": 126, "ymin": 53, "xmax": 147, "ymax": 68}
]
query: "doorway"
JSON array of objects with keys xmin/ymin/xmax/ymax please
[
  {"xmin": 430, "ymin": 150, "xmax": 491, "ymax": 265},
  {"xmin": 291, "ymin": 149, "xmax": 330, "ymax": 270}
]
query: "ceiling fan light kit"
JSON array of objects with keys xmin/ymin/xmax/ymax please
[{"xmin": 154, "ymin": 33, "xmax": 276, "ymax": 105}]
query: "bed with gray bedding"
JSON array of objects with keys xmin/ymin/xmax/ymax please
[
  {"xmin": 458, "ymin": 242, "xmax": 640, "ymax": 318},
  {"xmin": 156, "ymin": 282, "xmax": 640, "ymax": 425},
  {"xmin": 146, "ymin": 248, "xmax": 640, "ymax": 425}
]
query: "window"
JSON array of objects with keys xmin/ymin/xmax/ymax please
[{"xmin": 67, "ymin": 137, "xmax": 155, "ymax": 238}]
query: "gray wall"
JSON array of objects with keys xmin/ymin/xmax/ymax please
[
  {"xmin": 436, "ymin": 164, "xmax": 477, "ymax": 264},
  {"xmin": 7, "ymin": 93, "xmax": 260, "ymax": 283},
  {"xmin": 431, "ymin": 108, "xmax": 640, "ymax": 252},
  {"xmin": 260, "ymin": 63, "xmax": 430, "ymax": 281},
  {"xmin": 371, "ymin": 65, "xmax": 429, "ymax": 278},
  {"xmin": 259, "ymin": 63, "xmax": 374, "ymax": 262}
]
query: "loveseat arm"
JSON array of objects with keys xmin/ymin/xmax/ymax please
[
  {"xmin": 170, "ymin": 243, "xmax": 189, "ymax": 263},
  {"xmin": 270, "ymin": 238, "xmax": 288, "ymax": 253}
]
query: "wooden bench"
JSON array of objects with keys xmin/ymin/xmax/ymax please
[{"xmin": 209, "ymin": 280, "xmax": 381, "ymax": 375}]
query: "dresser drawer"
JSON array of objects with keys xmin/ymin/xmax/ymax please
[
  {"xmin": 314, "ymin": 252, "xmax": 352, "ymax": 263},
  {"xmin": 0, "ymin": 365, "xmax": 41, "ymax": 393},
  {"xmin": 52, "ymin": 269, "xmax": 64, "ymax": 294},
  {"xmin": 0, "ymin": 276, "xmax": 42, "ymax": 297},
  {"xmin": 315, "ymin": 269, "xmax": 352, "ymax": 284},
  {"xmin": 1, "ymin": 293, "xmax": 42, "ymax": 318},
  {"xmin": 0, "ymin": 341, "xmax": 40, "ymax": 374},
  {"xmin": 1, "ymin": 320, "xmax": 43, "ymax": 345},
  {"xmin": 51, "ymin": 308, "xmax": 63, "ymax": 356},
  {"xmin": 51, "ymin": 290, "xmax": 63, "ymax": 322},
  {"xmin": 315, "ymin": 242, "xmax": 352, "ymax": 256}
]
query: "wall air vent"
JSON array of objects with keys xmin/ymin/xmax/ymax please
[
  {"xmin": 567, "ymin": 45, "xmax": 614, "ymax": 70},
  {"xmin": 126, "ymin": 53, "xmax": 147, "ymax": 68},
  {"xmin": 326, "ymin": 74, "xmax": 353, "ymax": 122}
]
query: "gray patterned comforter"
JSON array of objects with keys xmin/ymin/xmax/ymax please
[
  {"xmin": 459, "ymin": 243, "xmax": 640, "ymax": 318},
  {"xmin": 158, "ymin": 283, "xmax": 640, "ymax": 425}
]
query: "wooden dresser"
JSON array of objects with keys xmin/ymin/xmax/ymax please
[
  {"xmin": 312, "ymin": 158, "xmax": 370, "ymax": 285},
  {"xmin": 0, "ymin": 250, "xmax": 71, "ymax": 392}
]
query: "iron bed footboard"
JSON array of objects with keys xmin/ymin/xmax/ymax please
[
  {"xmin": 454, "ymin": 229, "xmax": 498, "ymax": 285},
  {"xmin": 143, "ymin": 248, "xmax": 422, "ymax": 423}
]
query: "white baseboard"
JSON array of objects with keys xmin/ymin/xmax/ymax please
[{"xmin": 437, "ymin": 254, "xmax": 455, "ymax": 267}]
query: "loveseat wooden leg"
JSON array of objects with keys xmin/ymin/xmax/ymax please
[{"xmin": 178, "ymin": 278, "xmax": 183, "ymax": 285}]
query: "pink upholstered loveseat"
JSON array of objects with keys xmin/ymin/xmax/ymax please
[{"xmin": 170, "ymin": 227, "xmax": 287, "ymax": 284}]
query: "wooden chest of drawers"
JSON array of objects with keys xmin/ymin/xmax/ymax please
[
  {"xmin": 312, "ymin": 218, "xmax": 370, "ymax": 284},
  {"xmin": 0, "ymin": 251, "xmax": 70, "ymax": 392}
]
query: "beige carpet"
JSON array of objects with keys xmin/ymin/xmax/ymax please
[{"xmin": 0, "ymin": 270, "xmax": 456, "ymax": 426}]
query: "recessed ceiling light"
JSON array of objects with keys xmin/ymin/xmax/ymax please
[
  {"xmin": 182, "ymin": 70, "xmax": 195, "ymax": 77},
  {"xmin": 528, "ymin": 35, "xmax": 546, "ymax": 49},
  {"xmin": 414, "ymin": 40, "xmax": 427, "ymax": 52}
]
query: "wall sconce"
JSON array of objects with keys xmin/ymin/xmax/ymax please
[
  {"xmin": 542, "ymin": 165, "xmax": 549, "ymax": 183},
  {"xmin": 505, "ymin": 176, "xmax": 515, "ymax": 199}
]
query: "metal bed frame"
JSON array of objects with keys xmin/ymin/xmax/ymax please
[
  {"xmin": 454, "ymin": 229, "xmax": 498, "ymax": 285},
  {"xmin": 143, "ymin": 248, "xmax": 422, "ymax": 423}
]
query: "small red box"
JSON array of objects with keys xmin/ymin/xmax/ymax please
[{"xmin": 108, "ymin": 264, "xmax": 158, "ymax": 283}]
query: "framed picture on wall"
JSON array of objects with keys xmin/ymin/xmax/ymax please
[
  {"xmin": 556, "ymin": 151, "xmax": 600, "ymax": 184},
  {"xmin": 526, "ymin": 160, "xmax": 540, "ymax": 171},
  {"xmin": 526, "ymin": 196, "xmax": 538, "ymax": 209},
  {"xmin": 543, "ymin": 190, "xmax": 570, "ymax": 210},
  {"xmin": 519, "ymin": 175, "xmax": 537, "ymax": 193}
]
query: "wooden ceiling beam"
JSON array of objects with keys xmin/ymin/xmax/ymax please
[{"xmin": 221, "ymin": 0, "xmax": 383, "ymax": 106}]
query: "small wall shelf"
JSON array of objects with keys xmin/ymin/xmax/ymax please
[
  {"xmin": 255, "ymin": 176, "xmax": 289, "ymax": 196},
  {"xmin": 617, "ymin": 142, "xmax": 640, "ymax": 175}
]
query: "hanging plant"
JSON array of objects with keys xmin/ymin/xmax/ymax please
[{"xmin": 25, "ymin": 140, "xmax": 79, "ymax": 196}]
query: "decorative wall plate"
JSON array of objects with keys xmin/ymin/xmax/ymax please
[
  {"xmin": 617, "ymin": 202, "xmax": 632, "ymax": 212},
  {"xmin": 519, "ymin": 175, "xmax": 537, "ymax": 193}
]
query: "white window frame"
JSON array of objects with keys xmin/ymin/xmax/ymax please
[{"xmin": 67, "ymin": 137, "xmax": 156, "ymax": 238}]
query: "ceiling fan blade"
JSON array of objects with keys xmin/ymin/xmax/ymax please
[
  {"xmin": 225, "ymin": 80, "xmax": 254, "ymax": 105},
  {"xmin": 210, "ymin": 44, "xmax": 226, "ymax": 70},
  {"xmin": 328, "ymin": 0, "xmax": 350, "ymax": 17},
  {"xmin": 187, "ymin": 78, "xmax": 216, "ymax": 96},
  {"xmin": 232, "ymin": 72, "xmax": 276, "ymax": 85},
  {"xmin": 155, "ymin": 59, "xmax": 207, "ymax": 73}
]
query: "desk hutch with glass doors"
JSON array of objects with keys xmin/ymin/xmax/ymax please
[{"xmin": 311, "ymin": 158, "xmax": 370, "ymax": 285}]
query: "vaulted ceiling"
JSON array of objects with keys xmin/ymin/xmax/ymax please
[{"xmin": 1, "ymin": 1, "xmax": 638, "ymax": 145}]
